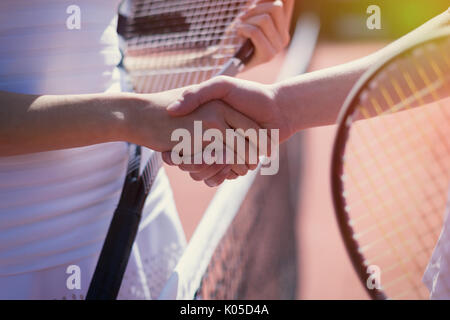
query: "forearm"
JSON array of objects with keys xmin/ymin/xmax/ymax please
[
  {"xmin": 273, "ymin": 9, "xmax": 449, "ymax": 132},
  {"xmin": 0, "ymin": 91, "xmax": 136, "ymax": 156},
  {"xmin": 272, "ymin": 58, "xmax": 367, "ymax": 131}
]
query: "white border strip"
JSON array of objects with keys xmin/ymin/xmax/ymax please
[{"xmin": 158, "ymin": 167, "xmax": 260, "ymax": 299}]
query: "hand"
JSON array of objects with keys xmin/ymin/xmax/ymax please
[
  {"xmin": 238, "ymin": 0, "xmax": 294, "ymax": 70},
  {"xmin": 166, "ymin": 77, "xmax": 294, "ymax": 141},
  {"xmin": 164, "ymin": 76, "xmax": 294, "ymax": 184},
  {"xmin": 123, "ymin": 89, "xmax": 261, "ymax": 187}
]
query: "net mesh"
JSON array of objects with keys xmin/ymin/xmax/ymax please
[
  {"xmin": 118, "ymin": 0, "xmax": 253, "ymax": 93},
  {"xmin": 194, "ymin": 146, "xmax": 299, "ymax": 300},
  {"xmin": 338, "ymin": 34, "xmax": 450, "ymax": 299}
]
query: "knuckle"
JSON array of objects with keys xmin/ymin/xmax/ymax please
[
  {"xmin": 214, "ymin": 75, "xmax": 227, "ymax": 83},
  {"xmin": 212, "ymin": 76, "xmax": 232, "ymax": 91},
  {"xmin": 182, "ymin": 88, "xmax": 196, "ymax": 100},
  {"xmin": 214, "ymin": 75, "xmax": 230, "ymax": 86},
  {"xmin": 202, "ymin": 116, "xmax": 221, "ymax": 129},
  {"xmin": 260, "ymin": 13, "xmax": 271, "ymax": 24}
]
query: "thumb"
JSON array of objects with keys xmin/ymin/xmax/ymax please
[{"xmin": 166, "ymin": 77, "xmax": 233, "ymax": 116}]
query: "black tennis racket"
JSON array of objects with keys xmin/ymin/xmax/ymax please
[
  {"xmin": 331, "ymin": 27, "xmax": 450, "ymax": 299},
  {"xmin": 86, "ymin": 0, "xmax": 257, "ymax": 300}
]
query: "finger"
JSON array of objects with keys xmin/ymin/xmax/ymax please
[
  {"xmin": 166, "ymin": 77, "xmax": 234, "ymax": 116},
  {"xmin": 174, "ymin": 147, "xmax": 223, "ymax": 172},
  {"xmin": 222, "ymin": 142, "xmax": 253, "ymax": 176},
  {"xmin": 242, "ymin": 14, "xmax": 285, "ymax": 52},
  {"xmin": 226, "ymin": 171, "xmax": 239, "ymax": 180},
  {"xmin": 178, "ymin": 162, "xmax": 210, "ymax": 173},
  {"xmin": 223, "ymin": 107, "xmax": 273, "ymax": 164},
  {"xmin": 205, "ymin": 165, "xmax": 232, "ymax": 187},
  {"xmin": 282, "ymin": 0, "xmax": 295, "ymax": 20},
  {"xmin": 236, "ymin": 23, "xmax": 277, "ymax": 63},
  {"xmin": 230, "ymin": 164, "xmax": 248, "ymax": 176},
  {"xmin": 189, "ymin": 163, "xmax": 228, "ymax": 181},
  {"xmin": 222, "ymin": 107, "xmax": 261, "ymax": 165},
  {"xmin": 162, "ymin": 151, "xmax": 175, "ymax": 165},
  {"xmin": 241, "ymin": 1, "xmax": 290, "ymax": 47},
  {"xmin": 162, "ymin": 147, "xmax": 206, "ymax": 167}
]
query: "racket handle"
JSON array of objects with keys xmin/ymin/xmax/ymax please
[
  {"xmin": 235, "ymin": 39, "xmax": 255, "ymax": 65},
  {"xmin": 217, "ymin": 40, "xmax": 255, "ymax": 76},
  {"xmin": 86, "ymin": 204, "xmax": 142, "ymax": 300}
]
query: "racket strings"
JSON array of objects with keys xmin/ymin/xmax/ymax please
[
  {"xmin": 345, "ymin": 144, "xmax": 426, "ymax": 297},
  {"xmin": 131, "ymin": 0, "xmax": 248, "ymax": 16},
  {"xmin": 346, "ymin": 130, "xmax": 432, "ymax": 298},
  {"xmin": 350, "ymin": 110, "xmax": 442, "ymax": 259},
  {"xmin": 342, "ymin": 36, "xmax": 450, "ymax": 298},
  {"xmin": 354, "ymin": 98, "xmax": 447, "ymax": 293},
  {"xmin": 120, "ymin": 0, "xmax": 253, "ymax": 93}
]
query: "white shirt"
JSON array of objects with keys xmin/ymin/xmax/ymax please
[
  {"xmin": 0, "ymin": 0, "xmax": 186, "ymax": 299},
  {"xmin": 423, "ymin": 186, "xmax": 450, "ymax": 299}
]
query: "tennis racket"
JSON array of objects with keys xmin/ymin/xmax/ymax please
[
  {"xmin": 331, "ymin": 27, "xmax": 450, "ymax": 299},
  {"xmin": 87, "ymin": 0, "xmax": 257, "ymax": 300}
]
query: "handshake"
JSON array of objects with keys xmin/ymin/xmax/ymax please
[{"xmin": 126, "ymin": 76, "xmax": 295, "ymax": 187}]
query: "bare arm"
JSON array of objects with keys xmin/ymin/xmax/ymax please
[
  {"xmin": 0, "ymin": 91, "xmax": 134, "ymax": 156},
  {"xmin": 273, "ymin": 8, "xmax": 449, "ymax": 132},
  {"xmin": 0, "ymin": 88, "xmax": 260, "ymax": 166}
]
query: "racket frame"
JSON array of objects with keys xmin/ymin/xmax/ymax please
[{"xmin": 330, "ymin": 28, "xmax": 450, "ymax": 300}]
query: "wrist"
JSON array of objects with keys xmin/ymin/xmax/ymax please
[
  {"xmin": 269, "ymin": 82, "xmax": 298, "ymax": 139},
  {"xmin": 105, "ymin": 92, "xmax": 150, "ymax": 143},
  {"xmin": 112, "ymin": 91, "xmax": 181, "ymax": 150}
]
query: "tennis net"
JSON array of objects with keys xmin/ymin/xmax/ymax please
[
  {"xmin": 159, "ymin": 14, "xmax": 320, "ymax": 300},
  {"xmin": 158, "ymin": 149, "xmax": 299, "ymax": 300}
]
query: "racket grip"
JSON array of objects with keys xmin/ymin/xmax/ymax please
[
  {"xmin": 235, "ymin": 39, "xmax": 255, "ymax": 65},
  {"xmin": 217, "ymin": 40, "xmax": 255, "ymax": 76},
  {"xmin": 86, "ymin": 204, "xmax": 142, "ymax": 300}
]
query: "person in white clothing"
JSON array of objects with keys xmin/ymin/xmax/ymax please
[{"xmin": 0, "ymin": 0, "xmax": 294, "ymax": 299}]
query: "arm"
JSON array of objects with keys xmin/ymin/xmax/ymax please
[
  {"xmin": 0, "ymin": 89, "xmax": 259, "ymax": 165},
  {"xmin": 167, "ymin": 9, "xmax": 450, "ymax": 135},
  {"xmin": 274, "ymin": 8, "xmax": 450, "ymax": 131},
  {"xmin": 0, "ymin": 91, "xmax": 131, "ymax": 156},
  {"xmin": 164, "ymin": 9, "xmax": 449, "ymax": 185},
  {"xmin": 166, "ymin": 57, "xmax": 368, "ymax": 141}
]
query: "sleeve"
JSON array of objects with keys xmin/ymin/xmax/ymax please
[{"xmin": 423, "ymin": 186, "xmax": 450, "ymax": 299}]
